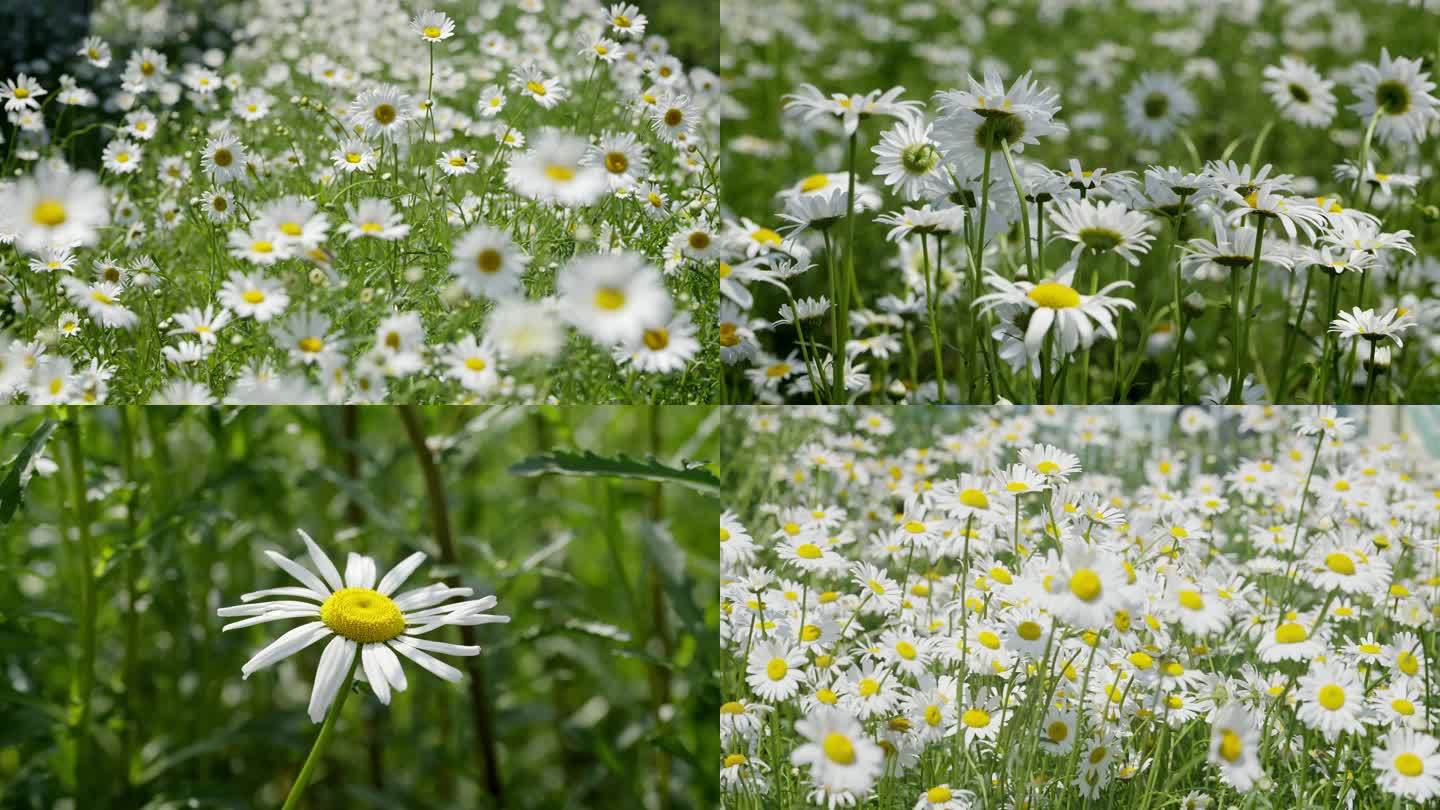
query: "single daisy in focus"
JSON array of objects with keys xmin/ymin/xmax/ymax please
[
  {"xmin": 1346, "ymin": 48, "xmax": 1439, "ymax": 146},
  {"xmin": 411, "ymin": 10, "xmax": 455, "ymax": 43},
  {"xmin": 217, "ymin": 529, "xmax": 508, "ymax": 722},
  {"xmin": 101, "ymin": 138, "xmax": 142, "ymax": 174},
  {"xmin": 440, "ymin": 335, "xmax": 501, "ymax": 394},
  {"xmin": 604, "ymin": 3, "xmax": 648, "ymax": 38},
  {"xmin": 219, "ymin": 271, "xmax": 290, "ymax": 321},
  {"xmin": 614, "ymin": 311, "xmax": 700, "ymax": 374},
  {"xmin": 437, "ymin": 149, "xmax": 479, "ymax": 177},
  {"xmin": 449, "ymin": 224, "xmax": 529, "ymax": 300},
  {"xmin": 0, "ymin": 73, "xmax": 45, "ymax": 112},
  {"xmin": 557, "ymin": 252, "xmax": 671, "ymax": 346},
  {"xmin": 973, "ymin": 266, "xmax": 1135, "ymax": 373},
  {"xmin": 1209, "ymin": 703, "xmax": 1263, "ymax": 793},
  {"xmin": 1048, "ymin": 198, "xmax": 1154, "ymax": 266},
  {"xmin": 1371, "ymin": 728, "xmax": 1440, "ymax": 801},
  {"xmin": 512, "ymin": 64, "xmax": 567, "ymax": 109},
  {"xmin": 332, "ymin": 137, "xmax": 378, "ymax": 173},
  {"xmin": 1262, "ymin": 56, "xmax": 1337, "ymax": 128},
  {"xmin": 277, "ymin": 312, "xmax": 347, "ymax": 367},
  {"xmin": 349, "ymin": 84, "xmax": 414, "ymax": 138},
  {"xmin": 791, "ymin": 707, "xmax": 884, "ymax": 796},
  {"xmin": 202, "ymin": 133, "xmax": 250, "ymax": 184},
  {"xmin": 1329, "ymin": 307, "xmax": 1415, "ymax": 348},
  {"xmin": 871, "ymin": 118, "xmax": 944, "ymax": 201},
  {"xmin": 1296, "ymin": 661, "xmax": 1365, "ymax": 741},
  {"xmin": 338, "ymin": 198, "xmax": 410, "ymax": 240}
]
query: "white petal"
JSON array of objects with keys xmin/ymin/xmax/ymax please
[
  {"xmin": 241, "ymin": 621, "xmax": 330, "ymax": 678},
  {"xmin": 265, "ymin": 550, "xmax": 333, "ymax": 597},
  {"xmin": 298, "ymin": 529, "xmax": 345, "ymax": 593},
  {"xmin": 1024, "ymin": 307, "xmax": 1054, "ymax": 358},
  {"xmin": 390, "ymin": 637, "xmax": 464, "ymax": 682},
  {"xmin": 362, "ymin": 644, "xmax": 391, "ymax": 705},
  {"xmin": 404, "ymin": 595, "xmax": 498, "ymax": 620},
  {"xmin": 372, "ymin": 642, "xmax": 408, "ymax": 693},
  {"xmin": 308, "ymin": 636, "xmax": 356, "ymax": 723},
  {"xmin": 377, "ymin": 551, "xmax": 426, "ymax": 597},
  {"xmin": 219, "ymin": 600, "xmax": 320, "ymax": 617},
  {"xmin": 393, "ymin": 584, "xmax": 472, "ymax": 611},
  {"xmin": 345, "ymin": 553, "xmax": 377, "ymax": 589},
  {"xmin": 222, "ymin": 611, "xmax": 318, "ymax": 632},
  {"xmin": 240, "ymin": 586, "xmax": 328, "ymax": 603},
  {"xmin": 399, "ymin": 636, "xmax": 480, "ymax": 656}
]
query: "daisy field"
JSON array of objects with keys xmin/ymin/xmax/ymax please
[
  {"xmin": 720, "ymin": 404, "xmax": 1440, "ymax": 808},
  {"xmin": 0, "ymin": 0, "xmax": 719, "ymax": 404},
  {"xmin": 719, "ymin": 0, "xmax": 1440, "ymax": 405}
]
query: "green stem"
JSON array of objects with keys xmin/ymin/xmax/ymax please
[
  {"xmin": 1229, "ymin": 215, "xmax": 1265, "ymax": 403},
  {"xmin": 921, "ymin": 234, "xmax": 946, "ymax": 401},
  {"xmin": 836, "ymin": 130, "xmax": 859, "ymax": 402},
  {"xmin": 1276, "ymin": 267, "xmax": 1312, "ymax": 401},
  {"xmin": 280, "ymin": 651, "xmax": 361, "ymax": 810},
  {"xmin": 64, "ymin": 417, "xmax": 98, "ymax": 798},
  {"xmin": 999, "ymin": 140, "xmax": 1033, "ymax": 271}
]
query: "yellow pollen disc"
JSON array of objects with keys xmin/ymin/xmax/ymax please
[
  {"xmin": 925, "ymin": 705, "xmax": 943, "ymax": 726},
  {"xmin": 962, "ymin": 708, "xmax": 990, "ymax": 728},
  {"xmin": 818, "ymin": 591, "xmax": 838, "ymax": 604},
  {"xmin": 1018, "ymin": 621, "xmax": 1042, "ymax": 641},
  {"xmin": 320, "ymin": 587, "xmax": 405, "ymax": 643},
  {"xmin": 1028, "ymin": 282, "xmax": 1082, "ymax": 309},
  {"xmin": 1069, "ymin": 568, "xmax": 1101, "ymax": 602},
  {"xmin": 1047, "ymin": 720, "xmax": 1069, "ymax": 742},
  {"xmin": 1164, "ymin": 661, "xmax": 1184, "ymax": 677},
  {"xmin": 800, "ymin": 173, "xmax": 829, "ymax": 192},
  {"xmin": 765, "ymin": 658, "xmax": 787, "ymax": 680},
  {"xmin": 720, "ymin": 701, "xmax": 745, "ymax": 714},
  {"xmin": 361, "ymin": 222, "xmax": 384, "ymax": 233},
  {"xmin": 242, "ymin": 290, "xmax": 266, "ymax": 304},
  {"xmin": 800, "ymin": 624, "xmax": 820, "ymax": 642},
  {"xmin": 1006, "ymin": 481, "xmax": 1028, "ymax": 493},
  {"xmin": 1398, "ymin": 652, "xmax": 1419, "ymax": 675},
  {"xmin": 32, "ymin": 199, "xmax": 67, "ymax": 226},
  {"xmin": 896, "ymin": 641, "xmax": 917, "ymax": 659},
  {"xmin": 1393, "ymin": 699, "xmax": 1415, "ymax": 716},
  {"xmin": 544, "ymin": 164, "xmax": 576, "ymax": 181},
  {"xmin": 1395, "ymin": 752, "xmax": 1423, "ymax": 777},
  {"xmin": 281, "ymin": 222, "xmax": 303, "ymax": 236},
  {"xmin": 1318, "ymin": 684, "xmax": 1346, "ymax": 710},
  {"xmin": 978, "ymin": 630, "xmax": 1001, "ymax": 650},
  {"xmin": 1037, "ymin": 460, "xmax": 1060, "ymax": 474},
  {"xmin": 858, "ymin": 677, "xmax": 880, "ymax": 697},
  {"xmin": 1128, "ymin": 652, "xmax": 1153, "ymax": 669},
  {"xmin": 1171, "ymin": 526, "xmax": 1189, "ymax": 539},
  {"xmin": 526, "ymin": 81, "xmax": 548, "ymax": 96},
  {"xmin": 990, "ymin": 566, "xmax": 1013, "ymax": 584},
  {"xmin": 345, "ymin": 152, "xmax": 362, "ymax": 164},
  {"xmin": 594, "ymin": 287, "xmax": 627, "ymax": 311},
  {"xmin": 1178, "ymin": 590, "xmax": 1204, "ymax": 610},
  {"xmin": 927, "ymin": 786, "xmax": 952, "ymax": 803},
  {"xmin": 904, "ymin": 520, "xmax": 926, "ymax": 534},
  {"xmin": 252, "ymin": 240, "xmax": 274, "ymax": 254},
  {"xmin": 13, "ymin": 87, "xmax": 29, "ymax": 98},
  {"xmin": 374, "ymin": 104, "xmax": 397, "ymax": 124},
  {"xmin": 1360, "ymin": 643, "xmax": 1382, "ymax": 654},
  {"xmin": 605, "ymin": 152, "xmax": 628, "ymax": 173},
  {"xmin": 1219, "ymin": 730, "xmax": 1243, "ymax": 763},
  {"xmin": 1325, "ymin": 552, "xmax": 1355, "ymax": 575},
  {"xmin": 959, "ymin": 489, "xmax": 989, "ymax": 509},
  {"xmin": 751, "ymin": 227, "xmax": 782, "ymax": 246},
  {"xmin": 298, "ymin": 336, "xmax": 323, "ymax": 353},
  {"xmin": 722, "ymin": 753, "xmax": 746, "ymax": 768},
  {"xmin": 817, "ymin": 687, "xmax": 838, "ymax": 704},
  {"xmin": 1275, "ymin": 623, "xmax": 1308, "ymax": 644},
  {"xmin": 795, "ymin": 543, "xmax": 822, "ymax": 559},
  {"xmin": 1166, "ymin": 695, "xmax": 1183, "ymax": 709},
  {"xmin": 449, "ymin": 156, "xmax": 467, "ymax": 166},
  {"xmin": 822, "ymin": 732, "xmax": 855, "ymax": 764},
  {"xmin": 423, "ymin": 26, "xmax": 441, "ymax": 37},
  {"xmin": 643, "ymin": 328, "xmax": 669, "ymax": 350},
  {"xmin": 465, "ymin": 357, "xmax": 487, "ymax": 372},
  {"xmin": 213, "ymin": 148, "xmax": 233, "ymax": 166},
  {"xmin": 90, "ymin": 290, "xmax": 114, "ymax": 305}
]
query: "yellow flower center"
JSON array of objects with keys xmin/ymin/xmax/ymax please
[
  {"xmin": 361, "ymin": 222, "xmax": 384, "ymax": 233},
  {"xmin": 1275, "ymin": 623, "xmax": 1308, "ymax": 644},
  {"xmin": 800, "ymin": 624, "xmax": 820, "ymax": 642},
  {"xmin": 423, "ymin": 25, "xmax": 441, "ymax": 38},
  {"xmin": 526, "ymin": 81, "xmax": 548, "ymax": 96},
  {"xmin": 320, "ymin": 587, "xmax": 406, "ymax": 643},
  {"xmin": 594, "ymin": 287, "xmax": 627, "ymax": 311},
  {"xmin": 90, "ymin": 290, "xmax": 114, "ymax": 305},
  {"xmin": 1393, "ymin": 698, "xmax": 1415, "ymax": 716},
  {"xmin": 1018, "ymin": 621, "xmax": 1042, "ymax": 641},
  {"xmin": 643, "ymin": 328, "xmax": 669, "ymax": 351},
  {"xmin": 722, "ymin": 753, "xmax": 746, "ymax": 768},
  {"xmin": 345, "ymin": 152, "xmax": 362, "ymax": 164},
  {"xmin": 1324, "ymin": 552, "xmax": 1355, "ymax": 575},
  {"xmin": 1069, "ymin": 568, "xmax": 1101, "ymax": 602},
  {"xmin": 545, "ymin": 164, "xmax": 576, "ymax": 182},
  {"xmin": 924, "ymin": 705, "xmax": 943, "ymax": 726},
  {"xmin": 465, "ymin": 357, "xmax": 487, "ymax": 372},
  {"xmin": 822, "ymin": 732, "xmax": 855, "ymax": 764},
  {"xmin": 896, "ymin": 641, "xmax": 917, "ymax": 660},
  {"xmin": 1028, "ymin": 282, "xmax": 1082, "ymax": 309},
  {"xmin": 1037, "ymin": 460, "xmax": 1060, "ymax": 474},
  {"xmin": 374, "ymin": 104, "xmax": 397, "ymax": 124},
  {"xmin": 14, "ymin": 87, "xmax": 29, "ymax": 99},
  {"xmin": 817, "ymin": 687, "xmax": 837, "ymax": 704},
  {"xmin": 1317, "ymin": 684, "xmax": 1346, "ymax": 711},
  {"xmin": 1395, "ymin": 752, "xmax": 1424, "ymax": 777},
  {"xmin": 1047, "ymin": 721, "xmax": 1069, "ymax": 742},
  {"xmin": 605, "ymin": 152, "xmax": 628, "ymax": 173},
  {"xmin": 242, "ymin": 290, "xmax": 266, "ymax": 304},
  {"xmin": 720, "ymin": 701, "xmax": 744, "ymax": 715},
  {"xmin": 252, "ymin": 240, "xmax": 274, "ymax": 254},
  {"xmin": 962, "ymin": 708, "xmax": 990, "ymax": 728},
  {"xmin": 978, "ymin": 630, "xmax": 1001, "ymax": 650},
  {"xmin": 904, "ymin": 520, "xmax": 926, "ymax": 534},
  {"xmin": 795, "ymin": 543, "xmax": 822, "ymax": 559},
  {"xmin": 765, "ymin": 658, "xmax": 787, "ymax": 681},
  {"xmin": 959, "ymin": 488, "xmax": 989, "ymax": 509},
  {"xmin": 751, "ymin": 227, "xmax": 782, "ymax": 246},
  {"xmin": 1398, "ymin": 652, "xmax": 1419, "ymax": 675},
  {"xmin": 1219, "ymin": 730, "xmax": 1243, "ymax": 763},
  {"xmin": 32, "ymin": 199, "xmax": 67, "ymax": 226},
  {"xmin": 1178, "ymin": 590, "xmax": 1204, "ymax": 610},
  {"xmin": 298, "ymin": 336, "xmax": 324, "ymax": 353},
  {"xmin": 281, "ymin": 222, "xmax": 303, "ymax": 236},
  {"xmin": 927, "ymin": 787, "xmax": 952, "ymax": 803}
]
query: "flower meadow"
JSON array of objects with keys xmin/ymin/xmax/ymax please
[
  {"xmin": 719, "ymin": 405, "xmax": 1440, "ymax": 808},
  {"xmin": 719, "ymin": 0, "xmax": 1440, "ymax": 404},
  {"xmin": 0, "ymin": 0, "xmax": 719, "ymax": 404},
  {"xmin": 0, "ymin": 405, "xmax": 721, "ymax": 809}
]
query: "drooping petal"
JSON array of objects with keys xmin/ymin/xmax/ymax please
[
  {"xmin": 393, "ymin": 584, "xmax": 472, "ymax": 611},
  {"xmin": 1024, "ymin": 307, "xmax": 1055, "ymax": 358},
  {"xmin": 362, "ymin": 644, "xmax": 391, "ymax": 705},
  {"xmin": 308, "ymin": 636, "xmax": 356, "ymax": 723},
  {"xmin": 345, "ymin": 553, "xmax": 377, "ymax": 589},
  {"xmin": 389, "ymin": 637, "xmax": 464, "ymax": 682},
  {"xmin": 240, "ymin": 621, "xmax": 330, "ymax": 678},
  {"xmin": 264, "ymin": 550, "xmax": 332, "ymax": 597},
  {"xmin": 219, "ymin": 600, "xmax": 321, "ymax": 617},
  {"xmin": 240, "ymin": 586, "xmax": 328, "ymax": 603},
  {"xmin": 376, "ymin": 551, "xmax": 426, "ymax": 597},
  {"xmin": 403, "ymin": 595, "xmax": 498, "ymax": 620},
  {"xmin": 298, "ymin": 529, "xmax": 345, "ymax": 593},
  {"xmin": 399, "ymin": 636, "xmax": 480, "ymax": 657},
  {"xmin": 222, "ymin": 610, "xmax": 319, "ymax": 632},
  {"xmin": 371, "ymin": 641, "xmax": 408, "ymax": 694}
]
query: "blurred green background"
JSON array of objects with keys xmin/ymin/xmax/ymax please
[
  {"xmin": 637, "ymin": 0, "xmax": 717, "ymax": 69},
  {"xmin": 0, "ymin": 405, "xmax": 720, "ymax": 810}
]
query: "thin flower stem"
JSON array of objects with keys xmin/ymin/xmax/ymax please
[
  {"xmin": 280, "ymin": 652, "xmax": 361, "ymax": 810},
  {"xmin": 64, "ymin": 417, "xmax": 98, "ymax": 798},
  {"xmin": 836, "ymin": 130, "xmax": 860, "ymax": 402},
  {"xmin": 999, "ymin": 140, "xmax": 1033, "ymax": 271},
  {"xmin": 1353, "ymin": 109, "xmax": 1383, "ymax": 200},
  {"xmin": 1229, "ymin": 215, "xmax": 1265, "ymax": 404},
  {"xmin": 824, "ymin": 230, "xmax": 843, "ymax": 404},
  {"xmin": 1363, "ymin": 340, "xmax": 1379, "ymax": 404},
  {"xmin": 921, "ymin": 233, "xmax": 946, "ymax": 401},
  {"xmin": 1276, "ymin": 266, "xmax": 1313, "ymax": 400}
]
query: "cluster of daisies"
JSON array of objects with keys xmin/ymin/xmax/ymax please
[
  {"xmin": 0, "ymin": 0, "xmax": 717, "ymax": 404},
  {"xmin": 720, "ymin": 405, "xmax": 1440, "ymax": 808},
  {"xmin": 718, "ymin": 0, "xmax": 1439, "ymax": 405}
]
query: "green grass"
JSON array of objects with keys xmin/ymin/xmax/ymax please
[{"xmin": 0, "ymin": 404, "xmax": 720, "ymax": 809}]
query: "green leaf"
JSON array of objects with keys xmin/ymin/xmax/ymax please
[
  {"xmin": 508, "ymin": 450, "xmax": 719, "ymax": 496},
  {"xmin": 0, "ymin": 419, "xmax": 58, "ymax": 526},
  {"xmin": 640, "ymin": 522, "xmax": 715, "ymax": 672}
]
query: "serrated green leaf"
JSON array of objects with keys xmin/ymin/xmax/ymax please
[
  {"xmin": 0, "ymin": 419, "xmax": 58, "ymax": 526},
  {"xmin": 508, "ymin": 450, "xmax": 719, "ymax": 495}
]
